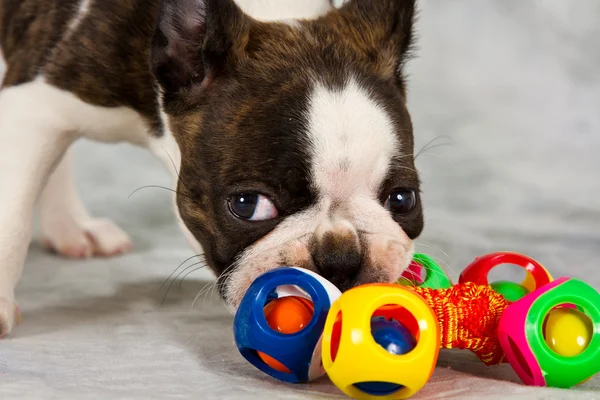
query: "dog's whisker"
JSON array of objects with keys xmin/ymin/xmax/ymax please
[
  {"xmin": 415, "ymin": 152, "xmax": 457, "ymax": 172},
  {"xmin": 217, "ymin": 266, "xmax": 237, "ymax": 294},
  {"xmin": 395, "ymin": 165, "xmax": 420, "ymax": 174},
  {"xmin": 177, "ymin": 261, "xmax": 208, "ymax": 293},
  {"xmin": 127, "ymin": 183, "xmax": 203, "ymax": 209},
  {"xmin": 200, "ymin": 280, "xmax": 214, "ymax": 308},
  {"xmin": 415, "ymin": 135, "xmax": 454, "ymax": 159},
  {"xmin": 217, "ymin": 263, "xmax": 238, "ymax": 287},
  {"xmin": 392, "ymin": 152, "xmax": 420, "ymax": 161},
  {"xmin": 127, "ymin": 185, "xmax": 181, "ymax": 199},
  {"xmin": 204, "ymin": 280, "xmax": 219, "ymax": 308},
  {"xmin": 190, "ymin": 263, "xmax": 236, "ymax": 310},
  {"xmin": 210, "ymin": 268, "xmax": 237, "ymax": 307},
  {"xmin": 159, "ymin": 253, "xmax": 204, "ymax": 292},
  {"xmin": 162, "ymin": 260, "xmax": 206, "ymax": 304},
  {"xmin": 176, "ymin": 266, "xmax": 202, "ymax": 292},
  {"xmin": 402, "ymin": 279, "xmax": 418, "ymax": 288},
  {"xmin": 427, "ymin": 266, "xmax": 454, "ymax": 280},
  {"xmin": 418, "ymin": 141, "xmax": 454, "ymax": 155},
  {"xmin": 416, "ymin": 241, "xmax": 452, "ymax": 259},
  {"xmin": 415, "ymin": 242, "xmax": 457, "ymax": 277},
  {"xmin": 191, "ymin": 280, "xmax": 216, "ymax": 310},
  {"xmin": 421, "ymin": 258, "xmax": 456, "ymax": 278},
  {"xmin": 402, "ymin": 269, "xmax": 422, "ymax": 280},
  {"xmin": 215, "ymin": 269, "xmax": 236, "ymax": 303},
  {"xmin": 160, "ymin": 145, "xmax": 181, "ymax": 176},
  {"xmin": 197, "ymin": 274, "xmax": 228, "ymax": 309},
  {"xmin": 160, "ymin": 145, "xmax": 195, "ymax": 195}
]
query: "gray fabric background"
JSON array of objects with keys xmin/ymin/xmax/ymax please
[{"xmin": 1, "ymin": 0, "xmax": 599, "ymax": 398}]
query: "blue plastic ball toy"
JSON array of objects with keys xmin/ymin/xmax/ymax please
[{"xmin": 233, "ymin": 267, "xmax": 342, "ymax": 383}]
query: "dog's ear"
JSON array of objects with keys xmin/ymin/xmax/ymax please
[
  {"xmin": 333, "ymin": 0, "xmax": 417, "ymax": 82},
  {"xmin": 151, "ymin": 0, "xmax": 252, "ymax": 97}
]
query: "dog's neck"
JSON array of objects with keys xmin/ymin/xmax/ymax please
[{"xmin": 235, "ymin": 0, "xmax": 333, "ymax": 22}]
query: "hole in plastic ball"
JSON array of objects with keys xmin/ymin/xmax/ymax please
[
  {"xmin": 372, "ymin": 304, "xmax": 420, "ymax": 342},
  {"xmin": 543, "ymin": 308, "xmax": 593, "ymax": 357},
  {"xmin": 254, "ymin": 350, "xmax": 292, "ymax": 374},
  {"xmin": 330, "ymin": 311, "xmax": 343, "ymax": 362},
  {"xmin": 488, "ymin": 263, "xmax": 527, "ymax": 284},
  {"xmin": 507, "ymin": 335, "xmax": 534, "ymax": 381},
  {"xmin": 369, "ymin": 315, "xmax": 417, "ymax": 356},
  {"xmin": 354, "ymin": 381, "xmax": 404, "ymax": 396},
  {"xmin": 488, "ymin": 264, "xmax": 530, "ymax": 301},
  {"xmin": 256, "ymin": 290, "xmax": 314, "ymax": 373},
  {"xmin": 490, "ymin": 281, "xmax": 529, "ymax": 302},
  {"xmin": 261, "ymin": 287, "xmax": 314, "ymax": 335},
  {"xmin": 398, "ymin": 260, "xmax": 424, "ymax": 286}
]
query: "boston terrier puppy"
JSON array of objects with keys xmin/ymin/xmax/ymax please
[{"xmin": 0, "ymin": 0, "xmax": 423, "ymax": 336}]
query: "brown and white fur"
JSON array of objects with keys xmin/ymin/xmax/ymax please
[{"xmin": 0, "ymin": 0, "xmax": 423, "ymax": 337}]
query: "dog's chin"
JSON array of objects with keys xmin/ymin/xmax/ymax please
[{"xmin": 221, "ymin": 234, "xmax": 415, "ymax": 315}]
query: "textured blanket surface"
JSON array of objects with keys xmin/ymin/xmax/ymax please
[{"xmin": 1, "ymin": 0, "xmax": 599, "ymax": 398}]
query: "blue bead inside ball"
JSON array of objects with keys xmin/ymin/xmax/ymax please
[
  {"xmin": 353, "ymin": 316, "xmax": 417, "ymax": 396},
  {"xmin": 371, "ymin": 316, "xmax": 417, "ymax": 355},
  {"xmin": 354, "ymin": 381, "xmax": 404, "ymax": 396}
]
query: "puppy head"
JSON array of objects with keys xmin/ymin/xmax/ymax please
[{"xmin": 151, "ymin": 0, "xmax": 423, "ymax": 310}]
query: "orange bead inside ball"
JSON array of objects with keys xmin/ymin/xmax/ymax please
[{"xmin": 257, "ymin": 296, "xmax": 314, "ymax": 373}]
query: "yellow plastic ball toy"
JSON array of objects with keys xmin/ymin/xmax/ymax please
[
  {"xmin": 321, "ymin": 283, "xmax": 440, "ymax": 400},
  {"xmin": 544, "ymin": 308, "xmax": 593, "ymax": 357}
]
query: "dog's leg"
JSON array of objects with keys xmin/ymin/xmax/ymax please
[
  {"xmin": 0, "ymin": 81, "xmax": 73, "ymax": 336},
  {"xmin": 38, "ymin": 148, "xmax": 133, "ymax": 258}
]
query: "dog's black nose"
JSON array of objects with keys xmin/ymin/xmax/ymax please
[{"xmin": 311, "ymin": 230, "xmax": 362, "ymax": 292}]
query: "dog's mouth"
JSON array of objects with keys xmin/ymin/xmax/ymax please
[{"xmin": 219, "ymin": 230, "xmax": 415, "ymax": 314}]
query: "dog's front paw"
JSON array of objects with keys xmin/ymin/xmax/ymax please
[
  {"xmin": 42, "ymin": 217, "xmax": 133, "ymax": 258},
  {"xmin": 82, "ymin": 218, "xmax": 133, "ymax": 256},
  {"xmin": 0, "ymin": 297, "xmax": 20, "ymax": 338}
]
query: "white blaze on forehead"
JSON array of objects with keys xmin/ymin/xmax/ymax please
[
  {"xmin": 234, "ymin": 0, "xmax": 332, "ymax": 22},
  {"xmin": 307, "ymin": 79, "xmax": 399, "ymax": 201}
]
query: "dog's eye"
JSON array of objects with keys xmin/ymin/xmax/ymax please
[
  {"xmin": 228, "ymin": 193, "xmax": 279, "ymax": 221},
  {"xmin": 385, "ymin": 190, "xmax": 417, "ymax": 214}
]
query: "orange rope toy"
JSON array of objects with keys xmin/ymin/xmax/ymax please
[{"xmin": 408, "ymin": 282, "xmax": 510, "ymax": 365}]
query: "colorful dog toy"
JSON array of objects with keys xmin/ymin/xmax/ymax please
[
  {"xmin": 321, "ymin": 283, "xmax": 439, "ymax": 399},
  {"xmin": 233, "ymin": 267, "xmax": 341, "ymax": 383},
  {"xmin": 459, "ymin": 251, "xmax": 553, "ymax": 302},
  {"xmin": 498, "ymin": 276, "xmax": 600, "ymax": 388},
  {"xmin": 398, "ymin": 253, "xmax": 453, "ymax": 289},
  {"xmin": 233, "ymin": 251, "xmax": 600, "ymax": 399},
  {"xmin": 407, "ymin": 281, "xmax": 510, "ymax": 365}
]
